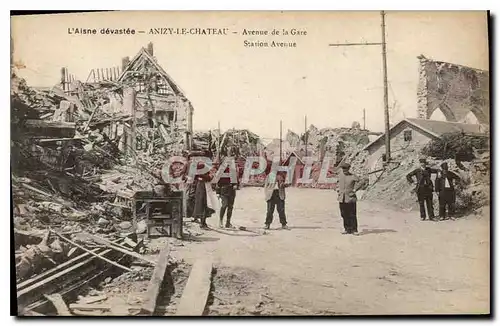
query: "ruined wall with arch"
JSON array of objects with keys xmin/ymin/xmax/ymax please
[{"xmin": 416, "ymin": 55, "xmax": 489, "ymax": 124}]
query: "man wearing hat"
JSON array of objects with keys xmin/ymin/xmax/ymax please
[
  {"xmin": 264, "ymin": 171, "xmax": 289, "ymax": 230},
  {"xmin": 216, "ymin": 162, "xmax": 241, "ymax": 228},
  {"xmin": 435, "ymin": 162, "xmax": 461, "ymax": 220},
  {"xmin": 406, "ymin": 158, "xmax": 439, "ymax": 221},
  {"xmin": 337, "ymin": 162, "xmax": 361, "ymax": 235}
]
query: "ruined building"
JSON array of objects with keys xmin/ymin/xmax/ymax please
[
  {"xmin": 59, "ymin": 42, "xmax": 194, "ymax": 154},
  {"xmin": 416, "ymin": 55, "xmax": 489, "ymax": 124}
]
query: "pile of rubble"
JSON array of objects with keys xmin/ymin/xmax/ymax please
[
  {"xmin": 12, "ymin": 73, "xmax": 179, "ymax": 315},
  {"xmin": 361, "ymin": 154, "xmax": 490, "ymax": 215}
]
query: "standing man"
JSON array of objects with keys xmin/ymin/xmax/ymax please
[
  {"xmin": 264, "ymin": 172, "xmax": 288, "ymax": 230},
  {"xmin": 337, "ymin": 162, "xmax": 361, "ymax": 235},
  {"xmin": 406, "ymin": 158, "xmax": 438, "ymax": 221},
  {"xmin": 192, "ymin": 151, "xmax": 216, "ymax": 229},
  {"xmin": 435, "ymin": 162, "xmax": 461, "ymax": 220},
  {"xmin": 216, "ymin": 164, "xmax": 240, "ymax": 229}
]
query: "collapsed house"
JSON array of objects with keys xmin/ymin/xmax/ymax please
[
  {"xmin": 11, "ymin": 43, "xmax": 201, "ymax": 316},
  {"xmin": 60, "ymin": 42, "xmax": 194, "ymax": 157}
]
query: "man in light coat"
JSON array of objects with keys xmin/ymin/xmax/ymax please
[
  {"xmin": 264, "ymin": 172, "xmax": 289, "ymax": 230},
  {"xmin": 337, "ymin": 162, "xmax": 361, "ymax": 235}
]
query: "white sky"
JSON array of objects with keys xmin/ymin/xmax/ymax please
[{"xmin": 11, "ymin": 11, "xmax": 488, "ymax": 139}]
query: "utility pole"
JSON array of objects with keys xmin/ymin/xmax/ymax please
[
  {"xmin": 329, "ymin": 10, "xmax": 391, "ymax": 162},
  {"xmin": 279, "ymin": 120, "xmax": 283, "ymax": 163},
  {"xmin": 381, "ymin": 11, "xmax": 391, "ymax": 162}
]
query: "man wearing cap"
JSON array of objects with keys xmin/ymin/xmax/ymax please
[
  {"xmin": 216, "ymin": 163, "xmax": 241, "ymax": 228},
  {"xmin": 337, "ymin": 162, "xmax": 361, "ymax": 235},
  {"xmin": 406, "ymin": 158, "xmax": 438, "ymax": 221},
  {"xmin": 264, "ymin": 171, "xmax": 289, "ymax": 230},
  {"xmin": 435, "ymin": 162, "xmax": 461, "ymax": 220}
]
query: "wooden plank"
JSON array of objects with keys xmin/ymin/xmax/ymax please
[
  {"xmin": 23, "ymin": 249, "xmax": 130, "ymax": 312},
  {"xmin": 55, "ymin": 232, "xmax": 133, "ymax": 272},
  {"xmin": 17, "ymin": 239, "xmax": 127, "ymax": 290},
  {"xmin": 37, "ymin": 136, "xmax": 88, "ymax": 143},
  {"xmin": 71, "ymin": 309, "xmax": 107, "ymax": 316},
  {"xmin": 82, "ymin": 295, "xmax": 107, "ymax": 304},
  {"xmin": 22, "ymin": 309, "xmax": 46, "ymax": 316},
  {"xmin": 24, "ymin": 119, "xmax": 76, "ymax": 129},
  {"xmin": 82, "ymin": 105, "xmax": 100, "ymax": 132},
  {"xmin": 18, "ymin": 248, "xmax": 112, "ymax": 297},
  {"xmin": 175, "ymin": 257, "xmax": 214, "ymax": 316},
  {"xmin": 83, "ymin": 234, "xmax": 155, "ymax": 265},
  {"xmin": 69, "ymin": 303, "xmax": 141, "ymax": 311},
  {"xmin": 17, "ymin": 247, "xmax": 105, "ymax": 291},
  {"xmin": 44, "ymin": 293, "xmax": 72, "ymax": 316},
  {"xmin": 141, "ymin": 244, "xmax": 170, "ymax": 315}
]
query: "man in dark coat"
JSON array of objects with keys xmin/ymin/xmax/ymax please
[
  {"xmin": 435, "ymin": 162, "xmax": 461, "ymax": 220},
  {"xmin": 264, "ymin": 172, "xmax": 288, "ymax": 230},
  {"xmin": 406, "ymin": 158, "xmax": 438, "ymax": 221},
  {"xmin": 185, "ymin": 151, "xmax": 215, "ymax": 229},
  {"xmin": 216, "ymin": 164, "xmax": 241, "ymax": 228},
  {"xmin": 337, "ymin": 162, "xmax": 361, "ymax": 235}
]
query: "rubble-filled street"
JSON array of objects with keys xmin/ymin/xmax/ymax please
[
  {"xmin": 170, "ymin": 187, "xmax": 490, "ymax": 315},
  {"xmin": 11, "ymin": 11, "xmax": 490, "ymax": 317}
]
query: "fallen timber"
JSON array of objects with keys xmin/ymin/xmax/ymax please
[{"xmin": 17, "ymin": 236, "xmax": 142, "ymax": 315}]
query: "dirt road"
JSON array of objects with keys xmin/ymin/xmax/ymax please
[{"xmin": 169, "ymin": 187, "xmax": 490, "ymax": 315}]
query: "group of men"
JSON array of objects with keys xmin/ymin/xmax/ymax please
[
  {"xmin": 406, "ymin": 158, "xmax": 461, "ymax": 221},
  {"xmin": 183, "ymin": 151, "xmax": 461, "ymax": 233}
]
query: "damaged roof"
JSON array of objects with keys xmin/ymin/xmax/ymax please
[{"xmin": 117, "ymin": 47, "xmax": 187, "ymax": 98}]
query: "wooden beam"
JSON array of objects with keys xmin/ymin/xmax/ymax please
[
  {"xmin": 83, "ymin": 234, "xmax": 155, "ymax": 265},
  {"xmin": 24, "ymin": 120, "xmax": 76, "ymax": 129},
  {"xmin": 44, "ymin": 293, "xmax": 72, "ymax": 316},
  {"xmin": 69, "ymin": 303, "xmax": 141, "ymax": 311},
  {"xmin": 82, "ymin": 105, "xmax": 100, "ymax": 132},
  {"xmin": 141, "ymin": 244, "xmax": 170, "ymax": 315},
  {"xmin": 17, "ymin": 237, "xmax": 129, "ymax": 291},
  {"xmin": 37, "ymin": 136, "xmax": 88, "ymax": 143},
  {"xmin": 82, "ymin": 295, "xmax": 108, "ymax": 304},
  {"xmin": 18, "ymin": 248, "xmax": 113, "ymax": 297},
  {"xmin": 55, "ymin": 232, "xmax": 133, "ymax": 272},
  {"xmin": 175, "ymin": 257, "xmax": 214, "ymax": 316},
  {"xmin": 17, "ymin": 246, "xmax": 105, "ymax": 291},
  {"xmin": 22, "ymin": 240, "xmax": 136, "ymax": 312}
]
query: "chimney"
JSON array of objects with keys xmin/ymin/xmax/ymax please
[
  {"xmin": 121, "ymin": 56, "xmax": 130, "ymax": 71},
  {"xmin": 147, "ymin": 42, "xmax": 154, "ymax": 56}
]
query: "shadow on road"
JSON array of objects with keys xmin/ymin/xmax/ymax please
[
  {"xmin": 359, "ymin": 228, "xmax": 397, "ymax": 235},
  {"xmin": 290, "ymin": 226, "xmax": 338, "ymax": 230},
  {"xmin": 207, "ymin": 227, "xmax": 261, "ymax": 237},
  {"xmin": 188, "ymin": 236, "xmax": 221, "ymax": 242}
]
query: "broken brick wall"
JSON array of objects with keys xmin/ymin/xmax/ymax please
[{"xmin": 417, "ymin": 56, "xmax": 489, "ymax": 123}]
